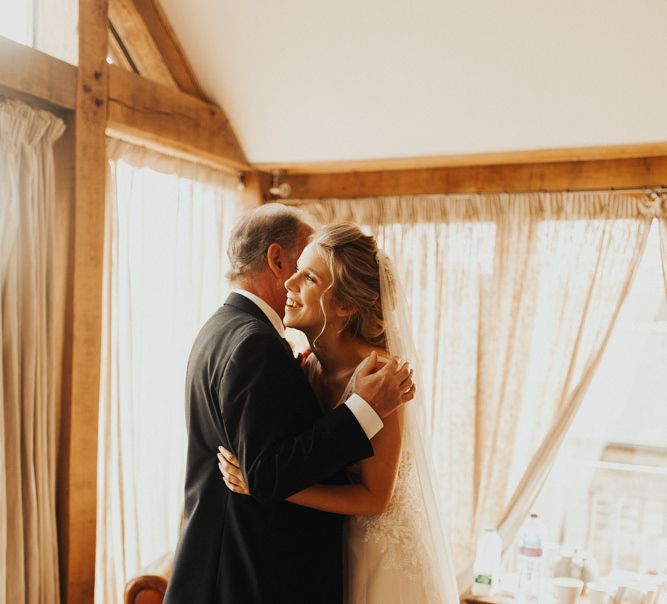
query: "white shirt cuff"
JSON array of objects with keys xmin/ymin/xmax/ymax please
[{"xmin": 344, "ymin": 393, "xmax": 384, "ymax": 440}]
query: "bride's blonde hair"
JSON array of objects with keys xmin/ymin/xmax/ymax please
[{"xmin": 311, "ymin": 223, "xmax": 387, "ymax": 348}]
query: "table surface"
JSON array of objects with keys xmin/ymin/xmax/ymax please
[
  {"xmin": 461, "ymin": 593, "xmax": 592, "ymax": 604},
  {"xmin": 461, "ymin": 595, "xmax": 514, "ymax": 604}
]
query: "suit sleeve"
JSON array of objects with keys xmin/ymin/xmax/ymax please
[{"xmin": 220, "ymin": 331, "xmax": 374, "ymax": 502}]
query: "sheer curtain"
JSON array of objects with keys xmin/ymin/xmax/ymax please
[
  {"xmin": 299, "ymin": 192, "xmax": 653, "ymax": 588},
  {"xmin": 657, "ymin": 192, "xmax": 667, "ymax": 296},
  {"xmin": 95, "ymin": 140, "xmax": 241, "ymax": 604},
  {"xmin": 531, "ymin": 219, "xmax": 666, "ymax": 577},
  {"xmin": 0, "ymin": 98, "xmax": 66, "ymax": 604}
]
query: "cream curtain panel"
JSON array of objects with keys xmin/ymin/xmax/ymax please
[
  {"xmin": 299, "ymin": 192, "xmax": 653, "ymax": 588},
  {"xmin": 0, "ymin": 99, "xmax": 66, "ymax": 604},
  {"xmin": 95, "ymin": 140, "xmax": 241, "ymax": 604},
  {"xmin": 657, "ymin": 193, "xmax": 667, "ymax": 296}
]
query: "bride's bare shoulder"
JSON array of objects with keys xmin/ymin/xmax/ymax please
[{"xmin": 359, "ymin": 345, "xmax": 390, "ymax": 366}]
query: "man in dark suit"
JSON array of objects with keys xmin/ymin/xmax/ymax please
[{"xmin": 164, "ymin": 204, "xmax": 413, "ymax": 604}]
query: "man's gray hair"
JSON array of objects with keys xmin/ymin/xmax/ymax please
[{"xmin": 226, "ymin": 203, "xmax": 315, "ymax": 282}]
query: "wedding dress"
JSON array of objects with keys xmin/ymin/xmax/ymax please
[{"xmin": 303, "ymin": 252, "xmax": 459, "ymax": 604}]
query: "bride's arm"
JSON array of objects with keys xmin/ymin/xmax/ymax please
[
  {"xmin": 288, "ymin": 407, "xmax": 403, "ymax": 515},
  {"xmin": 218, "ymin": 407, "xmax": 404, "ymax": 516}
]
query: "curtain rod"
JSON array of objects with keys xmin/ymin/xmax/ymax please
[
  {"xmin": 581, "ymin": 186, "xmax": 666, "ymax": 196},
  {"xmin": 106, "ymin": 127, "xmax": 243, "ymax": 180}
]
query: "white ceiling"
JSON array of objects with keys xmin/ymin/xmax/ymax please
[{"xmin": 160, "ymin": 0, "xmax": 667, "ymax": 165}]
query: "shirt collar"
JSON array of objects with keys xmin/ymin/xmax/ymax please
[{"xmin": 232, "ymin": 289, "xmax": 286, "ymax": 338}]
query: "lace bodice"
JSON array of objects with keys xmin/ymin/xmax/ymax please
[{"xmin": 304, "ymin": 355, "xmax": 439, "ymax": 590}]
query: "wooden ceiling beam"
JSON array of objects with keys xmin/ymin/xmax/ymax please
[
  {"xmin": 131, "ymin": 0, "xmax": 208, "ymax": 100},
  {"xmin": 107, "ymin": 64, "xmax": 249, "ymax": 170},
  {"xmin": 256, "ymin": 143, "xmax": 667, "ymax": 175},
  {"xmin": 108, "ymin": 0, "xmax": 177, "ymax": 89},
  {"xmin": 280, "ymin": 155, "xmax": 667, "ymax": 199},
  {"xmin": 0, "ymin": 35, "xmax": 77, "ymax": 109},
  {"xmin": 1, "ymin": 35, "xmax": 248, "ymax": 170}
]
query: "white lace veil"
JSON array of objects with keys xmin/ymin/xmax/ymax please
[{"xmin": 377, "ymin": 250, "xmax": 460, "ymax": 603}]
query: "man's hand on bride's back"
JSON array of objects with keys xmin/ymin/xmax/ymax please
[{"xmin": 353, "ymin": 351, "xmax": 415, "ymax": 419}]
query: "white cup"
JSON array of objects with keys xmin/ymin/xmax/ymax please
[
  {"xmin": 627, "ymin": 587, "xmax": 644, "ymax": 604},
  {"xmin": 614, "ymin": 585, "xmax": 629, "ymax": 604},
  {"xmin": 639, "ymin": 584, "xmax": 659, "ymax": 604},
  {"xmin": 588, "ymin": 581, "xmax": 612, "ymax": 604},
  {"xmin": 614, "ymin": 584, "xmax": 644, "ymax": 604},
  {"xmin": 553, "ymin": 577, "xmax": 584, "ymax": 604}
]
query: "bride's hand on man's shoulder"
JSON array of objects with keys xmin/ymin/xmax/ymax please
[
  {"xmin": 217, "ymin": 446, "xmax": 250, "ymax": 496},
  {"xmin": 353, "ymin": 351, "xmax": 416, "ymax": 419}
]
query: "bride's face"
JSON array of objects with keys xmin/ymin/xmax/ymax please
[{"xmin": 283, "ymin": 242, "xmax": 341, "ymax": 334}]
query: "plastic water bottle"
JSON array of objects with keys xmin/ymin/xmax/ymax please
[
  {"xmin": 516, "ymin": 513, "xmax": 545, "ymax": 604},
  {"xmin": 472, "ymin": 528, "xmax": 502, "ymax": 596}
]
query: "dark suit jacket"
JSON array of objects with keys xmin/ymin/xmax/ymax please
[{"xmin": 163, "ymin": 292, "xmax": 374, "ymax": 604}]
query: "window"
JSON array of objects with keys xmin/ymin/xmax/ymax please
[
  {"xmin": 95, "ymin": 147, "xmax": 240, "ymax": 603},
  {"xmin": 0, "ymin": 0, "xmax": 33, "ymax": 46},
  {"xmin": 533, "ymin": 221, "xmax": 666, "ymax": 578},
  {"xmin": 0, "ymin": 0, "xmax": 78, "ymax": 64}
]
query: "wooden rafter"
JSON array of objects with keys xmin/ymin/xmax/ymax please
[
  {"xmin": 107, "ymin": 0, "xmax": 207, "ymax": 100},
  {"xmin": 107, "ymin": 64, "xmax": 249, "ymax": 170},
  {"xmin": 108, "ymin": 21, "xmax": 137, "ymax": 72},
  {"xmin": 108, "ymin": 0, "xmax": 177, "ymax": 88},
  {"xmin": 131, "ymin": 0, "xmax": 208, "ymax": 100}
]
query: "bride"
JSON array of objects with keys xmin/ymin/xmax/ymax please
[{"xmin": 218, "ymin": 222, "xmax": 459, "ymax": 603}]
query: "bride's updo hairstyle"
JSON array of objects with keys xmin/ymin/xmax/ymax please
[{"xmin": 311, "ymin": 223, "xmax": 387, "ymax": 349}]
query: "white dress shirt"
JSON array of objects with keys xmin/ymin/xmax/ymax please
[{"xmin": 232, "ymin": 289, "xmax": 383, "ymax": 440}]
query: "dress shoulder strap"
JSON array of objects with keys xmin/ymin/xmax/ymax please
[{"xmin": 335, "ymin": 354, "xmax": 390, "ymax": 408}]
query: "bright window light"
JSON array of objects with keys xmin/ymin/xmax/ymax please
[
  {"xmin": 532, "ymin": 221, "xmax": 667, "ymax": 578},
  {"xmin": 0, "ymin": 0, "xmax": 34, "ymax": 46}
]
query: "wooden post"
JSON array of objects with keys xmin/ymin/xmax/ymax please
[
  {"xmin": 57, "ymin": 0, "xmax": 108, "ymax": 602},
  {"xmin": 242, "ymin": 171, "xmax": 271, "ymax": 210}
]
